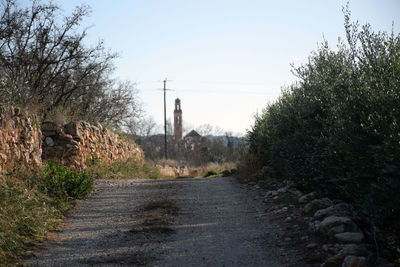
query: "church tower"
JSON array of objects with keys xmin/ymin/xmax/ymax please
[{"xmin": 174, "ymin": 98, "xmax": 183, "ymax": 140}]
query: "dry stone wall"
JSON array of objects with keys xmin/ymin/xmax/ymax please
[
  {"xmin": 0, "ymin": 105, "xmax": 144, "ymax": 174},
  {"xmin": 41, "ymin": 121, "xmax": 144, "ymax": 171},
  {"xmin": 0, "ymin": 106, "xmax": 42, "ymax": 173}
]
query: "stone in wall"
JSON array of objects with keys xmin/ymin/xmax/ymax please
[
  {"xmin": 0, "ymin": 105, "xmax": 42, "ymax": 174},
  {"xmin": 42, "ymin": 121, "xmax": 144, "ymax": 171}
]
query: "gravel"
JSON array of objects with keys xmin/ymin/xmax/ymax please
[{"xmin": 24, "ymin": 177, "xmax": 285, "ymax": 266}]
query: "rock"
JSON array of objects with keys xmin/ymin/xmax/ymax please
[
  {"xmin": 66, "ymin": 144, "xmax": 79, "ymax": 150},
  {"xmin": 70, "ymin": 140, "xmax": 79, "ymax": 146},
  {"xmin": 287, "ymin": 189, "xmax": 303, "ymax": 197},
  {"xmin": 305, "ymin": 198, "xmax": 333, "ymax": 215},
  {"xmin": 307, "ymin": 243, "xmax": 318, "ymax": 249},
  {"xmin": 338, "ymin": 244, "xmax": 369, "ymax": 257},
  {"xmin": 319, "ymin": 216, "xmax": 359, "ymax": 235},
  {"xmin": 96, "ymin": 123, "xmax": 103, "ymax": 131},
  {"xmin": 330, "ymin": 224, "xmax": 347, "ymax": 234},
  {"xmin": 285, "ymin": 216, "xmax": 292, "ymax": 222},
  {"xmin": 265, "ymin": 190, "xmax": 278, "ymax": 197},
  {"xmin": 45, "ymin": 137, "xmax": 54, "ymax": 147},
  {"xmin": 342, "ymin": 255, "xmax": 366, "ymax": 267},
  {"xmin": 64, "ymin": 122, "xmax": 83, "ymax": 137},
  {"xmin": 322, "ymin": 254, "xmax": 344, "ymax": 267},
  {"xmin": 335, "ymin": 232, "xmax": 364, "ymax": 244},
  {"xmin": 63, "ymin": 134, "xmax": 73, "ymax": 141},
  {"xmin": 298, "ymin": 192, "xmax": 317, "ymax": 203},
  {"xmin": 314, "ymin": 203, "xmax": 353, "ymax": 220},
  {"xmin": 322, "ymin": 244, "xmax": 341, "ymax": 254},
  {"xmin": 91, "ymin": 125, "xmax": 100, "ymax": 132},
  {"xmin": 274, "ymin": 206, "xmax": 288, "ymax": 214},
  {"xmin": 277, "ymin": 187, "xmax": 287, "ymax": 193},
  {"xmin": 304, "ymin": 250, "xmax": 325, "ymax": 264},
  {"xmin": 308, "ymin": 220, "xmax": 321, "ymax": 233},
  {"xmin": 41, "ymin": 121, "xmax": 57, "ymax": 132},
  {"xmin": 14, "ymin": 107, "xmax": 22, "ymax": 116},
  {"xmin": 43, "ymin": 130, "xmax": 57, "ymax": 137},
  {"xmin": 300, "ymin": 235, "xmax": 309, "ymax": 241}
]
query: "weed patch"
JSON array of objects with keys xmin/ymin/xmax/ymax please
[
  {"xmin": 86, "ymin": 158, "xmax": 160, "ymax": 180},
  {"xmin": 0, "ymin": 161, "xmax": 93, "ymax": 265}
]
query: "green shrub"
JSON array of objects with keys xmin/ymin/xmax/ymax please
[
  {"xmin": 247, "ymin": 10, "xmax": 400, "ymax": 251},
  {"xmin": 36, "ymin": 161, "xmax": 93, "ymax": 200}
]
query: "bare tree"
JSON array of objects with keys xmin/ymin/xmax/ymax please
[
  {"xmin": 196, "ymin": 124, "xmax": 214, "ymax": 136},
  {"xmin": 127, "ymin": 115, "xmax": 159, "ymax": 137},
  {"xmin": 0, "ymin": 0, "xmax": 140, "ymax": 128}
]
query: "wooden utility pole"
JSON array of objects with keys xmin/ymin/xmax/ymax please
[{"xmin": 163, "ymin": 78, "xmax": 168, "ymax": 159}]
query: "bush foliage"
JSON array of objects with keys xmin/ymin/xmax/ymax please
[
  {"xmin": 35, "ymin": 161, "xmax": 94, "ymax": 200},
  {"xmin": 0, "ymin": 160, "xmax": 93, "ymax": 264},
  {"xmin": 247, "ymin": 11, "xmax": 400, "ymax": 244}
]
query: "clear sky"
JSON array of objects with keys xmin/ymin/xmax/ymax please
[{"xmin": 46, "ymin": 1, "xmax": 400, "ymax": 135}]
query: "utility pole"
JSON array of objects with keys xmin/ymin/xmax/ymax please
[
  {"xmin": 158, "ymin": 78, "xmax": 172, "ymax": 159},
  {"xmin": 163, "ymin": 78, "xmax": 168, "ymax": 159}
]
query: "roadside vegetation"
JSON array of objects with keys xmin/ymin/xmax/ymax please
[
  {"xmin": 0, "ymin": 156, "xmax": 160, "ymax": 264},
  {"xmin": 156, "ymin": 159, "xmax": 237, "ymax": 178},
  {"xmin": 85, "ymin": 157, "xmax": 161, "ymax": 180},
  {"xmin": 242, "ymin": 8, "xmax": 400, "ymax": 258},
  {"xmin": 0, "ymin": 161, "xmax": 93, "ymax": 264}
]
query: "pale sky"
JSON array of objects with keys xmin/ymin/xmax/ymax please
[{"xmin": 45, "ymin": 1, "xmax": 400, "ymax": 135}]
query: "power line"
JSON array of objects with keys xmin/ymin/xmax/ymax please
[
  {"xmin": 143, "ymin": 88, "xmax": 272, "ymax": 96},
  {"xmin": 174, "ymin": 89, "xmax": 272, "ymax": 95}
]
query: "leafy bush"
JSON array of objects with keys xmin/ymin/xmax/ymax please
[
  {"xmin": 247, "ymin": 10, "xmax": 400, "ymax": 249},
  {"xmin": 36, "ymin": 161, "xmax": 93, "ymax": 200}
]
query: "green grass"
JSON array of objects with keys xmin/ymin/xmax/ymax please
[
  {"xmin": 85, "ymin": 157, "xmax": 161, "ymax": 180},
  {"xmin": 0, "ymin": 158, "xmax": 161, "ymax": 264},
  {"xmin": 0, "ymin": 161, "xmax": 93, "ymax": 265},
  {"xmin": 0, "ymin": 180, "xmax": 56, "ymax": 264}
]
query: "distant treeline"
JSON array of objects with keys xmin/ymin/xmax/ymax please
[
  {"xmin": 247, "ymin": 9, "xmax": 400, "ymax": 247},
  {"xmin": 135, "ymin": 134, "xmax": 245, "ymax": 166}
]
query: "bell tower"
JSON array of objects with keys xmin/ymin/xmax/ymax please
[{"xmin": 174, "ymin": 98, "xmax": 183, "ymax": 140}]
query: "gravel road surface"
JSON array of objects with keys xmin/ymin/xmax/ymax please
[{"xmin": 25, "ymin": 177, "xmax": 285, "ymax": 266}]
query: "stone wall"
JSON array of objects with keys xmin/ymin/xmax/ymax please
[
  {"xmin": 0, "ymin": 105, "xmax": 144, "ymax": 174},
  {"xmin": 41, "ymin": 121, "xmax": 144, "ymax": 171},
  {"xmin": 0, "ymin": 106, "xmax": 42, "ymax": 173}
]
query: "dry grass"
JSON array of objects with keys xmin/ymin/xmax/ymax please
[
  {"xmin": 0, "ymin": 160, "xmax": 89, "ymax": 265},
  {"xmin": 155, "ymin": 159, "xmax": 237, "ymax": 178},
  {"xmin": 188, "ymin": 162, "xmax": 237, "ymax": 178},
  {"xmin": 85, "ymin": 158, "xmax": 161, "ymax": 180},
  {"xmin": 0, "ymin": 177, "xmax": 63, "ymax": 265}
]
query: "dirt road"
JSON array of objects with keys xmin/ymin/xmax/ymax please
[{"xmin": 25, "ymin": 177, "xmax": 289, "ymax": 266}]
